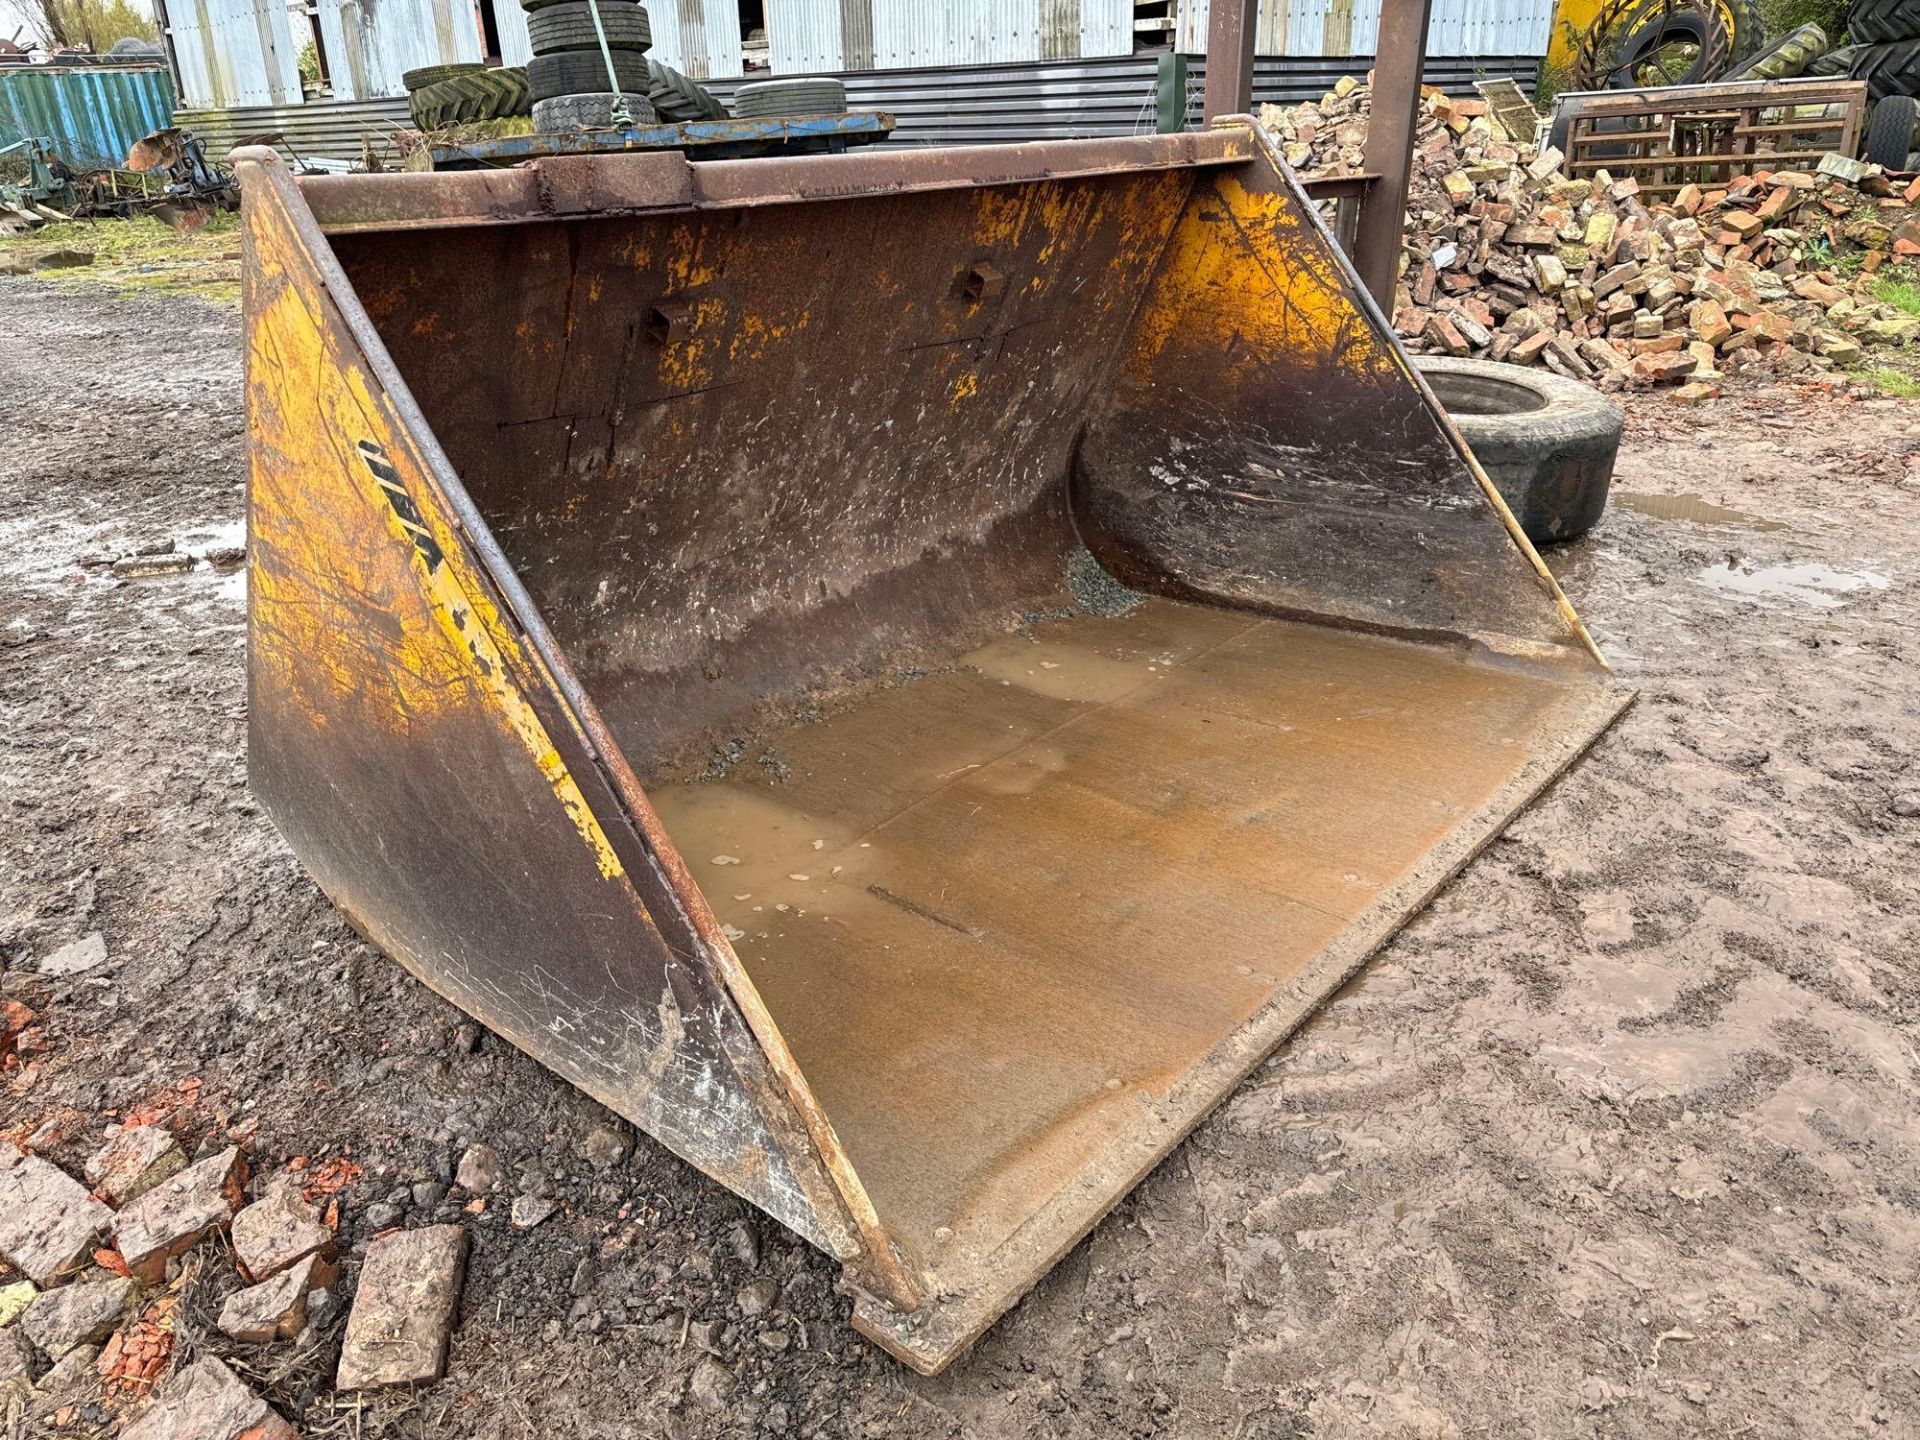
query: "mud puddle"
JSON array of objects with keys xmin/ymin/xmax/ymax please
[
  {"xmin": 1695, "ymin": 557, "xmax": 1891, "ymax": 609},
  {"xmin": 1612, "ymin": 491, "xmax": 1785, "ymax": 530}
]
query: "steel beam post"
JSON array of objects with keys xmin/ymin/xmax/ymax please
[
  {"xmin": 1202, "ymin": 0, "xmax": 1258, "ymax": 122},
  {"xmin": 1354, "ymin": 0, "xmax": 1435, "ymax": 309}
]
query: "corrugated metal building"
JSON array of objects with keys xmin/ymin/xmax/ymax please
[
  {"xmin": 166, "ymin": 0, "xmax": 1552, "ymax": 160},
  {"xmin": 0, "ymin": 65, "xmax": 176, "ymax": 169}
]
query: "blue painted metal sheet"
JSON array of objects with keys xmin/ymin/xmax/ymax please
[{"xmin": 0, "ymin": 66, "xmax": 176, "ymax": 171}]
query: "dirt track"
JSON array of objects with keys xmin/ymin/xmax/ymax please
[{"xmin": 2, "ymin": 279, "xmax": 1918, "ymax": 1439}]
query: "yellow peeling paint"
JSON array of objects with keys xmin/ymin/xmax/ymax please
[
  {"xmin": 245, "ymin": 180, "xmax": 626, "ymax": 882},
  {"xmin": 1127, "ymin": 171, "xmax": 1389, "ymax": 386}
]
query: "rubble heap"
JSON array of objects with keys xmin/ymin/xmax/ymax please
[{"xmin": 1260, "ymin": 79, "xmax": 1920, "ymax": 400}]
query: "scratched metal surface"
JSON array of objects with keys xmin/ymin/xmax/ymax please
[
  {"xmin": 258, "ymin": 133, "xmax": 1628, "ymax": 1373},
  {"xmin": 337, "ymin": 166, "xmax": 1200, "ymax": 776}
]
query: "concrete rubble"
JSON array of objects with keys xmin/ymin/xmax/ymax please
[
  {"xmin": 20, "ymin": 1273, "xmax": 135, "ymax": 1358},
  {"xmin": 119, "ymin": 1356, "xmax": 300, "ymax": 1440},
  {"xmin": 217, "ymin": 1251, "xmax": 338, "ymax": 1344},
  {"xmin": 86, "ymin": 1124, "xmax": 189, "ymax": 1207},
  {"xmin": 0, "ymin": 1140, "xmax": 116, "ymax": 1285},
  {"xmin": 1261, "ymin": 80, "xmax": 1920, "ymax": 400},
  {"xmin": 114, "ymin": 1145, "xmax": 247, "ymax": 1282},
  {"xmin": 230, "ymin": 1175, "xmax": 335, "ymax": 1281},
  {"xmin": 335, "ymin": 1224, "xmax": 467, "ymax": 1390}
]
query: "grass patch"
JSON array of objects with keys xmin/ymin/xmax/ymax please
[
  {"xmin": 1873, "ymin": 276, "xmax": 1920, "ymax": 318},
  {"xmin": 0, "ymin": 211, "xmax": 242, "ymax": 303},
  {"xmin": 1855, "ymin": 367, "xmax": 1920, "ymax": 398}
]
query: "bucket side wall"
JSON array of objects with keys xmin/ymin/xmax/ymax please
[
  {"xmin": 241, "ymin": 157, "xmax": 868, "ymax": 1266},
  {"xmin": 1076, "ymin": 150, "xmax": 1596, "ymax": 663}
]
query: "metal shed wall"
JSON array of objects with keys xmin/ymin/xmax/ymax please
[
  {"xmin": 180, "ymin": 51, "xmax": 1533, "ymax": 160},
  {"xmin": 1176, "ymin": 0, "xmax": 1554, "ymax": 57},
  {"xmin": 315, "ymin": 0, "xmax": 486, "ymax": 101},
  {"xmin": 648, "ymin": 0, "xmax": 745, "ymax": 80},
  {"xmin": 166, "ymin": 0, "xmax": 304, "ymax": 107},
  {"xmin": 0, "ymin": 65, "xmax": 175, "ymax": 169},
  {"xmin": 768, "ymin": 0, "xmax": 1133, "ymax": 74}
]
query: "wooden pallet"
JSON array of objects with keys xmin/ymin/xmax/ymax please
[{"xmin": 1562, "ymin": 77, "xmax": 1866, "ymax": 197}]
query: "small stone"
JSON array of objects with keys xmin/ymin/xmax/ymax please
[
  {"xmin": 0, "ymin": 1142, "xmax": 115, "ymax": 1285},
  {"xmin": 510, "ymin": 1195, "xmax": 557, "ymax": 1230},
  {"xmin": 737, "ymin": 1278, "xmax": 780, "ymax": 1316},
  {"xmin": 725, "ymin": 1220, "xmax": 760, "ymax": 1267},
  {"xmin": 363, "ymin": 1203, "xmax": 404, "ymax": 1231},
  {"xmin": 0, "ymin": 1280, "xmax": 38, "ymax": 1327},
  {"xmin": 119, "ymin": 1356, "xmax": 299, "ymax": 1440},
  {"xmin": 336, "ymin": 1225, "xmax": 467, "ymax": 1390},
  {"xmin": 218, "ymin": 1252, "xmax": 338, "ymax": 1344},
  {"xmin": 1691, "ymin": 300, "xmax": 1733, "ymax": 347},
  {"xmin": 0, "ymin": 1326, "xmax": 29, "ymax": 1388},
  {"xmin": 569, "ymin": 1257, "xmax": 595, "ymax": 1297},
  {"xmin": 756, "ymin": 1326, "xmax": 791, "ymax": 1352},
  {"xmin": 22, "ymin": 1275, "xmax": 136, "ymax": 1358},
  {"xmin": 232, "ymin": 1177, "xmax": 334, "ymax": 1282},
  {"xmin": 689, "ymin": 1354, "xmax": 735, "ymax": 1411},
  {"xmin": 33, "ymin": 1340, "xmax": 99, "ymax": 1397},
  {"xmin": 112, "ymin": 553, "xmax": 195, "ymax": 579},
  {"xmin": 410, "ymin": 1180, "xmax": 446, "ymax": 1209},
  {"xmin": 1632, "ymin": 351, "xmax": 1698, "ymax": 384},
  {"xmin": 113, "ymin": 1146, "xmax": 247, "ymax": 1283},
  {"xmin": 453, "ymin": 1145, "xmax": 502, "ymax": 1194},
  {"xmin": 1814, "ymin": 331, "xmax": 1861, "ymax": 364},
  {"xmin": 202, "ymin": 545, "xmax": 246, "ymax": 569},
  {"xmin": 580, "ymin": 1122, "xmax": 630, "ymax": 1171},
  {"xmin": 37, "ymin": 932, "xmax": 106, "ymax": 977},
  {"xmin": 306, "ymin": 1285, "xmax": 344, "ymax": 1329},
  {"xmin": 86, "ymin": 1126, "xmax": 187, "ymax": 1207}
]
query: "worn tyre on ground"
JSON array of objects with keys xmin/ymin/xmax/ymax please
[
  {"xmin": 1866, "ymin": 93, "xmax": 1920, "ymax": 166},
  {"xmin": 403, "ymin": 62, "xmax": 484, "ymax": 93},
  {"xmin": 532, "ymin": 91, "xmax": 659, "ymax": 130},
  {"xmin": 731, "ymin": 77, "xmax": 848, "ymax": 118},
  {"xmin": 409, "ymin": 68, "xmax": 532, "ymax": 129},
  {"xmin": 527, "ymin": 49, "xmax": 650, "ymax": 101},
  {"xmin": 1845, "ymin": 0, "xmax": 1920, "ymax": 45},
  {"xmin": 1414, "ymin": 357, "xmax": 1624, "ymax": 546},
  {"xmin": 527, "ymin": 2, "xmax": 652, "ymax": 55},
  {"xmin": 645, "ymin": 57, "xmax": 728, "ymax": 120}
]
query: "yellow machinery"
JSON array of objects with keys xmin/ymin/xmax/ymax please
[{"xmin": 239, "ymin": 120, "xmax": 1632, "ymax": 1373}]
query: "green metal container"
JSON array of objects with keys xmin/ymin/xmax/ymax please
[{"xmin": 0, "ymin": 65, "xmax": 175, "ymax": 171}]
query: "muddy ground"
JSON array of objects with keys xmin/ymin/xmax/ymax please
[{"xmin": 2, "ymin": 278, "xmax": 1917, "ymax": 1439}]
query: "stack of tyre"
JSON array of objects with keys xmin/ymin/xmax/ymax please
[
  {"xmin": 405, "ymin": 62, "xmax": 531, "ymax": 132},
  {"xmin": 524, "ymin": 0, "xmax": 657, "ymax": 131},
  {"xmin": 521, "ymin": 1, "xmax": 732, "ymax": 129},
  {"xmin": 1814, "ymin": 0, "xmax": 1920, "ymax": 167}
]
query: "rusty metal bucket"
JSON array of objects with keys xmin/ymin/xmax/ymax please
[{"xmin": 238, "ymin": 125, "xmax": 1632, "ymax": 1374}]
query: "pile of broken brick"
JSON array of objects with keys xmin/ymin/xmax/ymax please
[
  {"xmin": 1259, "ymin": 79, "xmax": 1920, "ymax": 403},
  {"xmin": 1, "ymin": 1126, "xmax": 464, "ymax": 1436}
]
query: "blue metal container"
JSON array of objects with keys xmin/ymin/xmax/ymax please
[{"xmin": 0, "ymin": 65, "xmax": 176, "ymax": 171}]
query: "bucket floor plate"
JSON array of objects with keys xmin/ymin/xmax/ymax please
[{"xmin": 649, "ymin": 598, "xmax": 1627, "ymax": 1367}]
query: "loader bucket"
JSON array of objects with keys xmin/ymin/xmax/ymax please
[{"xmin": 239, "ymin": 127, "xmax": 1632, "ymax": 1374}]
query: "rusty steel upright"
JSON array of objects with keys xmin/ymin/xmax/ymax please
[
  {"xmin": 1201, "ymin": 0, "xmax": 1258, "ymax": 121},
  {"xmin": 1355, "ymin": 0, "xmax": 1436, "ymax": 308},
  {"xmin": 239, "ymin": 123, "xmax": 1632, "ymax": 1376}
]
